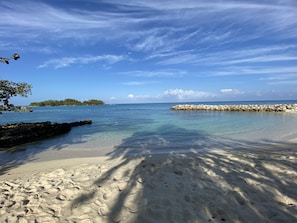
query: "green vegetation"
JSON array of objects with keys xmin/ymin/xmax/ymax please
[
  {"xmin": 0, "ymin": 80, "xmax": 32, "ymax": 111},
  {"xmin": 1, "ymin": 54, "xmax": 32, "ymax": 112},
  {"xmin": 30, "ymin": 98, "xmax": 104, "ymax": 106},
  {"xmin": 0, "ymin": 53, "xmax": 20, "ymax": 64}
]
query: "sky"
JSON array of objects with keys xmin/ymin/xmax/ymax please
[{"xmin": 1, "ymin": 0, "xmax": 297, "ymax": 104}]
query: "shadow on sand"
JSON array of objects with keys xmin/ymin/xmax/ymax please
[
  {"xmin": 0, "ymin": 125, "xmax": 91, "ymax": 176},
  {"xmin": 71, "ymin": 124, "xmax": 297, "ymax": 222}
]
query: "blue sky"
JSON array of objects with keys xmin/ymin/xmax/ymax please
[{"xmin": 1, "ymin": 0, "xmax": 297, "ymax": 104}]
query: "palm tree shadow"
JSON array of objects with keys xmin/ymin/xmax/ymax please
[
  {"xmin": 0, "ymin": 126, "xmax": 91, "ymax": 176},
  {"xmin": 71, "ymin": 124, "xmax": 297, "ymax": 222}
]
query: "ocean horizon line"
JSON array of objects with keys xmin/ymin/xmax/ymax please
[{"xmin": 21, "ymin": 99, "xmax": 297, "ymax": 107}]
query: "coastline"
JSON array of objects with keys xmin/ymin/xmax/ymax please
[
  {"xmin": 1, "ymin": 143, "xmax": 297, "ymax": 222},
  {"xmin": 1, "ymin": 102, "xmax": 297, "ymax": 222}
]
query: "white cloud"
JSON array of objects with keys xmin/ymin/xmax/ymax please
[
  {"xmin": 163, "ymin": 89, "xmax": 216, "ymax": 100},
  {"xmin": 38, "ymin": 55, "xmax": 126, "ymax": 69},
  {"xmin": 126, "ymin": 94, "xmax": 154, "ymax": 101},
  {"xmin": 124, "ymin": 89, "xmax": 217, "ymax": 102},
  {"xmin": 220, "ymin": 89, "xmax": 233, "ymax": 93},
  {"xmin": 220, "ymin": 89, "xmax": 243, "ymax": 94}
]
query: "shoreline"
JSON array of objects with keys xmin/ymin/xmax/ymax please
[
  {"xmin": 1, "ymin": 145, "xmax": 297, "ymax": 222},
  {"xmin": 0, "ymin": 156, "xmax": 111, "ymax": 181}
]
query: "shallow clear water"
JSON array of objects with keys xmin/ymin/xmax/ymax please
[{"xmin": 1, "ymin": 101, "xmax": 297, "ymax": 163}]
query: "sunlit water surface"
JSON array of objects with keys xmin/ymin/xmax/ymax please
[{"xmin": 1, "ymin": 101, "xmax": 297, "ymax": 163}]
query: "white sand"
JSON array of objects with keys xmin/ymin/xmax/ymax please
[{"xmin": 1, "ymin": 146, "xmax": 297, "ymax": 223}]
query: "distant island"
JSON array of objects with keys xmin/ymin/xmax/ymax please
[{"xmin": 30, "ymin": 98, "xmax": 104, "ymax": 106}]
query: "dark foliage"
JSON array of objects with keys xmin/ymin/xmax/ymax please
[
  {"xmin": 30, "ymin": 98, "xmax": 104, "ymax": 106},
  {"xmin": 0, "ymin": 80, "xmax": 32, "ymax": 111}
]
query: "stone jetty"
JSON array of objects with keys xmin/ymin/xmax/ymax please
[
  {"xmin": 0, "ymin": 120, "xmax": 92, "ymax": 149},
  {"xmin": 171, "ymin": 104, "xmax": 297, "ymax": 112}
]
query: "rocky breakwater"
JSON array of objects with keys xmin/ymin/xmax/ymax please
[
  {"xmin": 171, "ymin": 104, "xmax": 297, "ymax": 112},
  {"xmin": 0, "ymin": 120, "xmax": 92, "ymax": 149}
]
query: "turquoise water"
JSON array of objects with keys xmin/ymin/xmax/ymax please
[{"xmin": 1, "ymin": 101, "xmax": 297, "ymax": 162}]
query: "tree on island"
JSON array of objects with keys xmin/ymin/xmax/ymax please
[
  {"xmin": 0, "ymin": 54, "xmax": 32, "ymax": 112},
  {"xmin": 30, "ymin": 98, "xmax": 104, "ymax": 106},
  {"xmin": 82, "ymin": 99, "xmax": 104, "ymax": 105}
]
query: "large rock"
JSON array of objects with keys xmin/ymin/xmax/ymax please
[{"xmin": 0, "ymin": 120, "xmax": 92, "ymax": 149}]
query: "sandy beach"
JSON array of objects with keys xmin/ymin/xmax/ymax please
[{"xmin": 1, "ymin": 140, "xmax": 297, "ymax": 223}]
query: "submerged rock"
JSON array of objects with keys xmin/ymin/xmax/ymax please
[{"xmin": 0, "ymin": 120, "xmax": 92, "ymax": 149}]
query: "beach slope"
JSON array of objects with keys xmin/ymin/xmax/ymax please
[{"xmin": 0, "ymin": 146, "xmax": 297, "ymax": 223}]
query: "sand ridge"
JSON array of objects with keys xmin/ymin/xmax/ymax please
[{"xmin": 0, "ymin": 147, "xmax": 297, "ymax": 223}]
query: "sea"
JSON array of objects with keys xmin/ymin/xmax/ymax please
[{"xmin": 1, "ymin": 101, "xmax": 297, "ymax": 164}]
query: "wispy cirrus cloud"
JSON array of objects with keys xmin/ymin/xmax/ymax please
[
  {"xmin": 123, "ymin": 0, "xmax": 297, "ymax": 53},
  {"xmin": 260, "ymin": 73, "xmax": 297, "ymax": 85},
  {"xmin": 119, "ymin": 69, "xmax": 187, "ymax": 78},
  {"xmin": 156, "ymin": 44, "xmax": 297, "ymax": 86},
  {"xmin": 211, "ymin": 66, "xmax": 297, "ymax": 77},
  {"xmin": 158, "ymin": 45, "xmax": 297, "ymax": 65},
  {"xmin": 2, "ymin": 0, "xmax": 296, "ymax": 49},
  {"xmin": 0, "ymin": 1, "xmax": 135, "ymax": 48},
  {"xmin": 38, "ymin": 55, "xmax": 126, "ymax": 69},
  {"xmin": 121, "ymin": 81, "xmax": 159, "ymax": 86},
  {"xmin": 1, "ymin": 0, "xmax": 297, "ymax": 102},
  {"xmin": 267, "ymin": 80, "xmax": 297, "ymax": 85}
]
